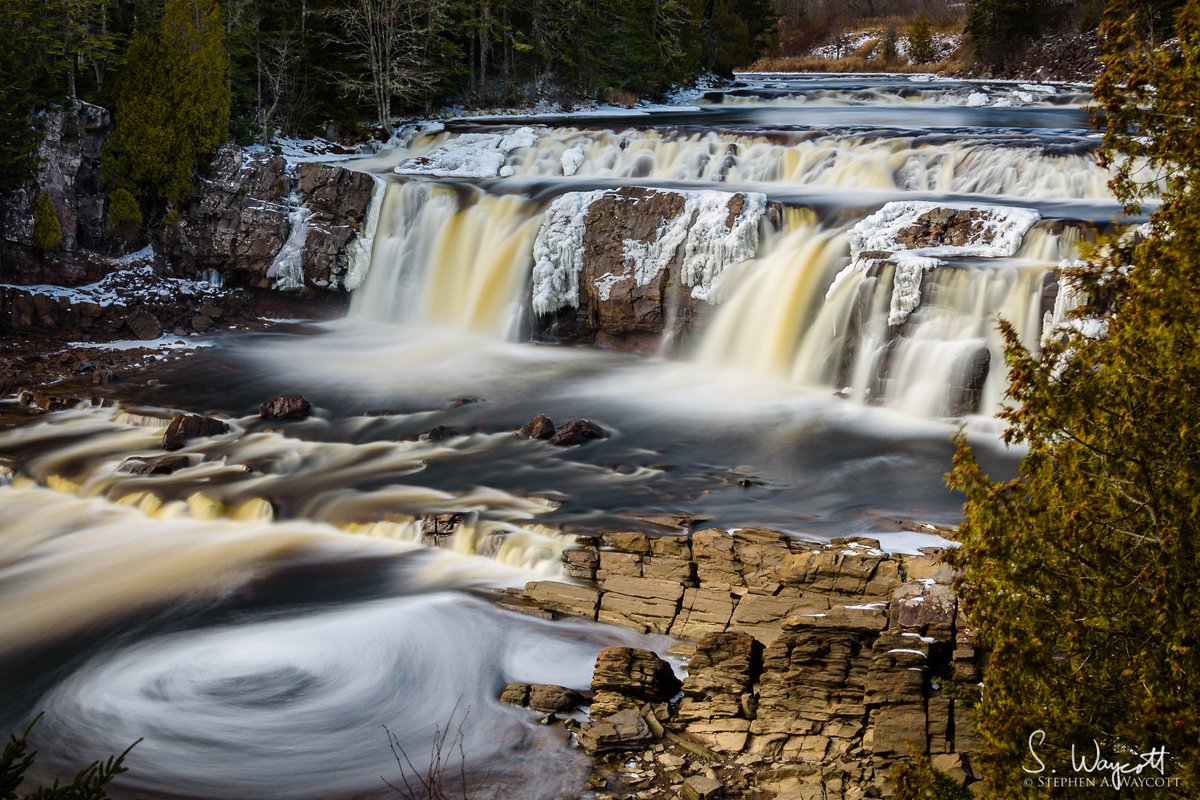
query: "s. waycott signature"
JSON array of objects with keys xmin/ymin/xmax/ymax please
[{"xmin": 1021, "ymin": 729, "xmax": 1180, "ymax": 790}]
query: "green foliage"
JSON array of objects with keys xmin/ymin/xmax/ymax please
[
  {"xmin": 907, "ymin": 15, "xmax": 937, "ymax": 63},
  {"xmin": 103, "ymin": 0, "xmax": 230, "ymax": 206},
  {"xmin": 105, "ymin": 188, "xmax": 142, "ymax": 240},
  {"xmin": 1, "ymin": 714, "xmax": 137, "ymax": 799},
  {"xmin": 966, "ymin": 0, "xmax": 1048, "ymax": 69},
  {"xmin": 163, "ymin": 208, "xmax": 182, "ymax": 228},
  {"xmin": 894, "ymin": 749, "xmax": 973, "ymax": 800},
  {"xmin": 32, "ymin": 192, "xmax": 63, "ymax": 252},
  {"xmin": 948, "ymin": 2, "xmax": 1200, "ymax": 796}
]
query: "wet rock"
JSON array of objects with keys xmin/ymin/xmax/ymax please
[
  {"xmin": 561, "ymin": 547, "xmax": 599, "ymax": 580},
  {"xmin": 422, "ymin": 425, "xmax": 461, "ymax": 441},
  {"xmin": 258, "ymin": 394, "xmax": 312, "ymax": 421},
  {"xmin": 162, "ymin": 413, "xmax": 230, "ymax": 451},
  {"xmin": 518, "ymin": 413, "xmax": 555, "ymax": 439},
  {"xmin": 547, "ymin": 418, "xmax": 610, "ymax": 447},
  {"xmin": 499, "ymin": 682, "xmax": 530, "ymax": 707},
  {"xmin": 528, "ymin": 684, "xmax": 584, "ymax": 714},
  {"xmin": 126, "ymin": 308, "xmax": 163, "ymax": 340},
  {"xmin": 118, "ymin": 455, "xmax": 193, "ymax": 475},
  {"xmin": 575, "ymin": 708, "xmax": 655, "ymax": 754}
]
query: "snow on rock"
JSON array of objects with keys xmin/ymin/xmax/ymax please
[
  {"xmin": 1, "ymin": 266, "xmax": 224, "ymax": 309},
  {"xmin": 531, "ymin": 190, "xmax": 604, "ymax": 315},
  {"xmin": 832, "ymin": 201, "xmax": 1041, "ymax": 326},
  {"xmin": 965, "ymin": 91, "xmax": 990, "ymax": 107},
  {"xmin": 531, "ymin": 189, "xmax": 767, "ymax": 315},
  {"xmin": 561, "ymin": 145, "xmax": 587, "ymax": 177},
  {"xmin": 266, "ymin": 193, "xmax": 312, "ymax": 291},
  {"xmin": 394, "ymin": 127, "xmax": 541, "ymax": 178},
  {"xmin": 681, "ymin": 193, "xmax": 767, "ymax": 301}
]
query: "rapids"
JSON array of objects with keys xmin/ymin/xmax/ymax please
[{"xmin": 0, "ymin": 74, "xmax": 1136, "ymax": 798}]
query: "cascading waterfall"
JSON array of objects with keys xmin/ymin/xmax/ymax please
[{"xmin": 351, "ymin": 181, "xmax": 542, "ymax": 336}]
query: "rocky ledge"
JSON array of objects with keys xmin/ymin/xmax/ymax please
[{"xmin": 500, "ymin": 528, "xmax": 983, "ymax": 798}]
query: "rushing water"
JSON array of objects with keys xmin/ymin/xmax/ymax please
[{"xmin": 1, "ymin": 74, "xmax": 1127, "ymax": 798}]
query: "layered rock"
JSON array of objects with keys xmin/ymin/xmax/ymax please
[
  {"xmin": 518, "ymin": 531, "xmax": 986, "ymax": 797},
  {"xmin": 531, "ymin": 188, "xmax": 771, "ymax": 353}
]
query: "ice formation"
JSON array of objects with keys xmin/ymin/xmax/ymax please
[
  {"xmin": 393, "ymin": 127, "xmax": 541, "ymax": 178},
  {"xmin": 266, "ymin": 194, "xmax": 313, "ymax": 291}
]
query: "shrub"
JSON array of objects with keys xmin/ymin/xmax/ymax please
[
  {"xmin": 106, "ymin": 188, "xmax": 143, "ymax": 240},
  {"xmin": 907, "ymin": 15, "xmax": 938, "ymax": 64},
  {"xmin": 1, "ymin": 713, "xmax": 138, "ymax": 798},
  {"xmin": 32, "ymin": 192, "xmax": 62, "ymax": 252}
]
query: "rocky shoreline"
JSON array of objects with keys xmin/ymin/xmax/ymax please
[{"xmin": 488, "ymin": 528, "xmax": 982, "ymax": 799}]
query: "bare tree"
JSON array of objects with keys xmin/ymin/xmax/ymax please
[
  {"xmin": 328, "ymin": 0, "xmax": 445, "ymax": 136},
  {"xmin": 382, "ymin": 701, "xmax": 485, "ymax": 800}
]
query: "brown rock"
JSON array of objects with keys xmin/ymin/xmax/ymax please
[
  {"xmin": 162, "ymin": 413, "xmax": 230, "ymax": 451},
  {"xmin": 523, "ymin": 581, "xmax": 599, "ymax": 619},
  {"xmin": 259, "ymin": 394, "xmax": 312, "ymax": 420},
  {"xmin": 499, "ymin": 682, "xmax": 530, "ymax": 707},
  {"xmin": 118, "ymin": 455, "xmax": 193, "ymax": 475},
  {"xmin": 528, "ymin": 684, "xmax": 584, "ymax": 713},
  {"xmin": 590, "ymin": 647, "xmax": 681, "ymax": 702},
  {"xmin": 681, "ymin": 774, "xmax": 724, "ymax": 800},
  {"xmin": 575, "ymin": 708, "xmax": 654, "ymax": 754},
  {"xmin": 518, "ymin": 414, "xmax": 555, "ymax": 439},
  {"xmin": 547, "ymin": 418, "xmax": 609, "ymax": 447},
  {"xmin": 126, "ymin": 308, "xmax": 162, "ymax": 340}
]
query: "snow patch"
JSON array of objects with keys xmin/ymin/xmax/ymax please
[
  {"xmin": 830, "ymin": 201, "xmax": 1041, "ymax": 325},
  {"xmin": 394, "ymin": 127, "xmax": 540, "ymax": 178}
]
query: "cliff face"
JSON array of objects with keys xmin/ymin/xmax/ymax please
[
  {"xmin": 0, "ymin": 103, "xmax": 116, "ymax": 285},
  {"xmin": 0, "ymin": 104, "xmax": 377, "ymax": 339}
]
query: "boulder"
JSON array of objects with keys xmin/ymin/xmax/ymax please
[
  {"xmin": 518, "ymin": 414, "xmax": 555, "ymax": 439},
  {"xmin": 547, "ymin": 419, "xmax": 609, "ymax": 447},
  {"xmin": 162, "ymin": 413, "xmax": 230, "ymax": 451},
  {"xmin": 574, "ymin": 708, "xmax": 655, "ymax": 754},
  {"xmin": 591, "ymin": 647, "xmax": 681, "ymax": 704},
  {"xmin": 118, "ymin": 455, "xmax": 193, "ymax": 475},
  {"xmin": 499, "ymin": 682, "xmax": 530, "ymax": 707},
  {"xmin": 528, "ymin": 684, "xmax": 584, "ymax": 714},
  {"xmin": 682, "ymin": 774, "xmax": 724, "ymax": 800},
  {"xmin": 126, "ymin": 308, "xmax": 163, "ymax": 340},
  {"xmin": 259, "ymin": 394, "xmax": 312, "ymax": 421}
]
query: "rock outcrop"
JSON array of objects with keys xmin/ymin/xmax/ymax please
[
  {"xmin": 515, "ymin": 530, "xmax": 984, "ymax": 798},
  {"xmin": 531, "ymin": 188, "xmax": 773, "ymax": 354},
  {"xmin": 0, "ymin": 103, "xmax": 118, "ymax": 285},
  {"xmin": 160, "ymin": 148, "xmax": 375, "ymax": 294}
]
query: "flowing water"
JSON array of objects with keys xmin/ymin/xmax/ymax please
[{"xmin": 0, "ymin": 74, "xmax": 1132, "ymax": 798}]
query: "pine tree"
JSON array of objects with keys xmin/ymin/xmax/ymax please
[
  {"xmin": 102, "ymin": 0, "xmax": 230, "ymax": 207},
  {"xmin": 32, "ymin": 192, "xmax": 64, "ymax": 252},
  {"xmin": 944, "ymin": 2, "xmax": 1200, "ymax": 796}
]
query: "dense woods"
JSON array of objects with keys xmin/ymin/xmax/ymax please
[{"xmin": 0, "ymin": 0, "xmax": 778, "ymax": 199}]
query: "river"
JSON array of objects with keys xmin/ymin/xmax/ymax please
[{"xmin": 0, "ymin": 74, "xmax": 1121, "ymax": 798}]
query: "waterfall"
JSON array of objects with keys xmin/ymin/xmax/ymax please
[{"xmin": 350, "ymin": 181, "xmax": 542, "ymax": 336}]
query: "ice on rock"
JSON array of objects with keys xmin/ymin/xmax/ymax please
[
  {"xmin": 531, "ymin": 190, "xmax": 604, "ymax": 315},
  {"xmin": 966, "ymin": 91, "xmax": 990, "ymax": 107},
  {"xmin": 832, "ymin": 200, "xmax": 1042, "ymax": 326},
  {"xmin": 266, "ymin": 194, "xmax": 313, "ymax": 291},
  {"xmin": 560, "ymin": 145, "xmax": 587, "ymax": 177},
  {"xmin": 394, "ymin": 127, "xmax": 540, "ymax": 178},
  {"xmin": 343, "ymin": 176, "xmax": 386, "ymax": 292},
  {"xmin": 530, "ymin": 189, "xmax": 767, "ymax": 315},
  {"xmin": 681, "ymin": 193, "xmax": 766, "ymax": 301}
]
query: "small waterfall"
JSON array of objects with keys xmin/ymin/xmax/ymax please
[
  {"xmin": 396, "ymin": 127, "xmax": 1113, "ymax": 199},
  {"xmin": 350, "ymin": 181, "xmax": 542, "ymax": 336},
  {"xmin": 693, "ymin": 213, "xmax": 1080, "ymax": 417}
]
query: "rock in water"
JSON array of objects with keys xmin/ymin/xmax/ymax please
[
  {"xmin": 162, "ymin": 414, "xmax": 230, "ymax": 451},
  {"xmin": 574, "ymin": 708, "xmax": 654, "ymax": 754},
  {"xmin": 259, "ymin": 394, "xmax": 312, "ymax": 420},
  {"xmin": 499, "ymin": 682, "xmax": 530, "ymax": 707},
  {"xmin": 518, "ymin": 413, "xmax": 555, "ymax": 439},
  {"xmin": 528, "ymin": 684, "xmax": 584, "ymax": 713},
  {"xmin": 118, "ymin": 455, "xmax": 193, "ymax": 475},
  {"xmin": 548, "ymin": 419, "xmax": 609, "ymax": 447},
  {"xmin": 590, "ymin": 646, "xmax": 681, "ymax": 717}
]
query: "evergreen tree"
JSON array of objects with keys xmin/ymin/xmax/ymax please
[
  {"xmin": 945, "ymin": 1, "xmax": 1200, "ymax": 796},
  {"xmin": 32, "ymin": 192, "xmax": 64, "ymax": 252},
  {"xmin": 103, "ymin": 0, "xmax": 230, "ymax": 207}
]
